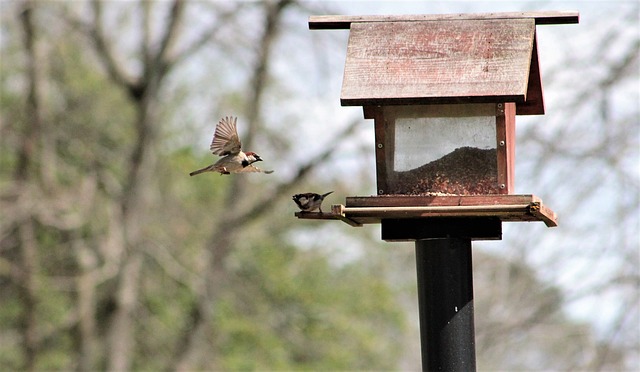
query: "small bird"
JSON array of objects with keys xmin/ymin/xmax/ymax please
[
  {"xmin": 292, "ymin": 191, "xmax": 334, "ymax": 213},
  {"xmin": 189, "ymin": 116, "xmax": 273, "ymax": 176}
]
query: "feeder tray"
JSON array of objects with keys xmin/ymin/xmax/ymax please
[{"xmin": 295, "ymin": 194, "xmax": 557, "ymax": 228}]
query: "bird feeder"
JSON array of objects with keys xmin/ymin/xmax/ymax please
[
  {"xmin": 297, "ymin": 11, "xmax": 580, "ymax": 238},
  {"xmin": 299, "ymin": 11, "xmax": 578, "ymax": 371}
]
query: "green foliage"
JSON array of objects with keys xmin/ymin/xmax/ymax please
[
  {"xmin": 123, "ymin": 143, "xmax": 407, "ymax": 369},
  {"xmin": 4, "ymin": 1, "xmax": 632, "ymax": 370},
  {"xmin": 0, "ymin": 21, "xmax": 406, "ymax": 364},
  {"xmin": 215, "ymin": 242, "xmax": 405, "ymax": 370},
  {"xmin": 46, "ymin": 37, "xmax": 136, "ymax": 182}
]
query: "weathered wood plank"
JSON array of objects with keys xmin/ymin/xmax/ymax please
[
  {"xmin": 309, "ymin": 11, "xmax": 579, "ymax": 29},
  {"xmin": 495, "ymin": 102, "xmax": 517, "ymax": 193},
  {"xmin": 496, "ymin": 103, "xmax": 509, "ymax": 194},
  {"xmin": 528, "ymin": 201, "xmax": 558, "ymax": 227},
  {"xmin": 295, "ymin": 195, "xmax": 557, "ymax": 228},
  {"xmin": 371, "ymin": 107, "xmax": 388, "ymax": 195},
  {"xmin": 346, "ymin": 194, "xmax": 541, "ymax": 207},
  {"xmin": 505, "ymin": 102, "xmax": 517, "ymax": 191},
  {"xmin": 517, "ymin": 35, "xmax": 545, "ymax": 115},
  {"xmin": 341, "ymin": 19, "xmax": 536, "ymax": 106}
]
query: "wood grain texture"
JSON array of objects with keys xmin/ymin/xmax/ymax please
[
  {"xmin": 345, "ymin": 194, "xmax": 542, "ymax": 207},
  {"xmin": 293, "ymin": 195, "xmax": 558, "ymax": 227},
  {"xmin": 517, "ymin": 35, "xmax": 545, "ymax": 115},
  {"xmin": 370, "ymin": 107, "xmax": 388, "ymax": 194},
  {"xmin": 504, "ymin": 102, "xmax": 517, "ymax": 191},
  {"xmin": 495, "ymin": 103, "xmax": 517, "ymax": 194},
  {"xmin": 341, "ymin": 19, "xmax": 536, "ymax": 106},
  {"xmin": 309, "ymin": 11, "xmax": 579, "ymax": 29},
  {"xmin": 496, "ymin": 103, "xmax": 509, "ymax": 193}
]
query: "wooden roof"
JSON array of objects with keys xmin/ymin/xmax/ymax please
[
  {"xmin": 310, "ymin": 11, "xmax": 579, "ymax": 115},
  {"xmin": 309, "ymin": 11, "xmax": 579, "ymax": 29}
]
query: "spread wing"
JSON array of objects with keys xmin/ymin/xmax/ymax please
[
  {"xmin": 293, "ymin": 194, "xmax": 313, "ymax": 209},
  {"xmin": 210, "ymin": 116, "xmax": 241, "ymax": 156},
  {"xmin": 237, "ymin": 165, "xmax": 274, "ymax": 174}
]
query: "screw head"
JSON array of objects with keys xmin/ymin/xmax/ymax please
[
  {"xmin": 377, "ymin": 143, "xmax": 383, "ymax": 149},
  {"xmin": 378, "ymin": 189, "xmax": 384, "ymax": 195}
]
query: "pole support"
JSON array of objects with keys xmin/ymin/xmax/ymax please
[{"xmin": 415, "ymin": 238, "xmax": 476, "ymax": 371}]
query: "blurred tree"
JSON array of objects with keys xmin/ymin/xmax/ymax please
[
  {"xmin": 1, "ymin": 0, "xmax": 637, "ymax": 371},
  {"xmin": 507, "ymin": 3, "xmax": 639, "ymax": 369},
  {"xmin": 0, "ymin": 0, "xmax": 401, "ymax": 370},
  {"xmin": 473, "ymin": 251, "xmax": 628, "ymax": 370}
]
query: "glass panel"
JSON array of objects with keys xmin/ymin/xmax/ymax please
[{"xmin": 383, "ymin": 104, "xmax": 499, "ymax": 195}]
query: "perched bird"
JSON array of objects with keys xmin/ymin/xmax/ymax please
[
  {"xmin": 292, "ymin": 191, "xmax": 334, "ymax": 213},
  {"xmin": 189, "ymin": 116, "xmax": 273, "ymax": 176}
]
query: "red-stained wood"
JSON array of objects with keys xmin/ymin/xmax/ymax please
[
  {"xmin": 371, "ymin": 107, "xmax": 388, "ymax": 195},
  {"xmin": 516, "ymin": 35, "xmax": 545, "ymax": 115},
  {"xmin": 532, "ymin": 202, "xmax": 557, "ymax": 227},
  {"xmin": 345, "ymin": 194, "xmax": 542, "ymax": 207},
  {"xmin": 341, "ymin": 19, "xmax": 536, "ymax": 107},
  {"xmin": 504, "ymin": 102, "xmax": 517, "ymax": 192},
  {"xmin": 309, "ymin": 11, "xmax": 579, "ymax": 29},
  {"xmin": 293, "ymin": 194, "xmax": 558, "ymax": 228},
  {"xmin": 495, "ymin": 103, "xmax": 509, "ymax": 194},
  {"xmin": 362, "ymin": 106, "xmax": 389, "ymax": 194},
  {"xmin": 496, "ymin": 102, "xmax": 517, "ymax": 194}
]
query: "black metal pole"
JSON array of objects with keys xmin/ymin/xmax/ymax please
[{"xmin": 415, "ymin": 238, "xmax": 476, "ymax": 371}]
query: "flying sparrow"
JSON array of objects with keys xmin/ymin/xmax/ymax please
[
  {"xmin": 292, "ymin": 191, "xmax": 334, "ymax": 213},
  {"xmin": 189, "ymin": 116, "xmax": 273, "ymax": 176}
]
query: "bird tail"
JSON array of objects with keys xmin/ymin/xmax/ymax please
[
  {"xmin": 322, "ymin": 191, "xmax": 334, "ymax": 198},
  {"xmin": 189, "ymin": 166, "xmax": 211, "ymax": 176}
]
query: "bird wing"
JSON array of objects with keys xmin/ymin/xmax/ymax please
[
  {"xmin": 237, "ymin": 165, "xmax": 274, "ymax": 174},
  {"xmin": 210, "ymin": 116, "xmax": 242, "ymax": 156},
  {"xmin": 293, "ymin": 194, "xmax": 312, "ymax": 209}
]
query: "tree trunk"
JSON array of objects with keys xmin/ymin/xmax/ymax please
[
  {"xmin": 17, "ymin": 220, "xmax": 38, "ymax": 372},
  {"xmin": 106, "ymin": 252, "xmax": 144, "ymax": 371},
  {"xmin": 105, "ymin": 91, "xmax": 159, "ymax": 370},
  {"xmin": 75, "ymin": 241, "xmax": 98, "ymax": 372},
  {"xmin": 16, "ymin": 2, "xmax": 42, "ymax": 370}
]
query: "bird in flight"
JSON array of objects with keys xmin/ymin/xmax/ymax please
[{"xmin": 190, "ymin": 116, "xmax": 273, "ymax": 176}]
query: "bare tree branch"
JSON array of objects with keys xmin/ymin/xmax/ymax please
[
  {"xmin": 244, "ymin": 0, "xmax": 295, "ymax": 147},
  {"xmin": 216, "ymin": 0, "xmax": 297, "ymax": 225},
  {"xmin": 78, "ymin": 1, "xmax": 190, "ymax": 370},
  {"xmin": 167, "ymin": 2, "xmax": 257, "ymax": 69},
  {"xmin": 89, "ymin": 0, "xmax": 138, "ymax": 94},
  {"xmin": 15, "ymin": 0, "xmax": 42, "ymax": 181},
  {"xmin": 157, "ymin": 0, "xmax": 186, "ymax": 70},
  {"xmin": 141, "ymin": 0, "xmax": 152, "ymax": 71}
]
